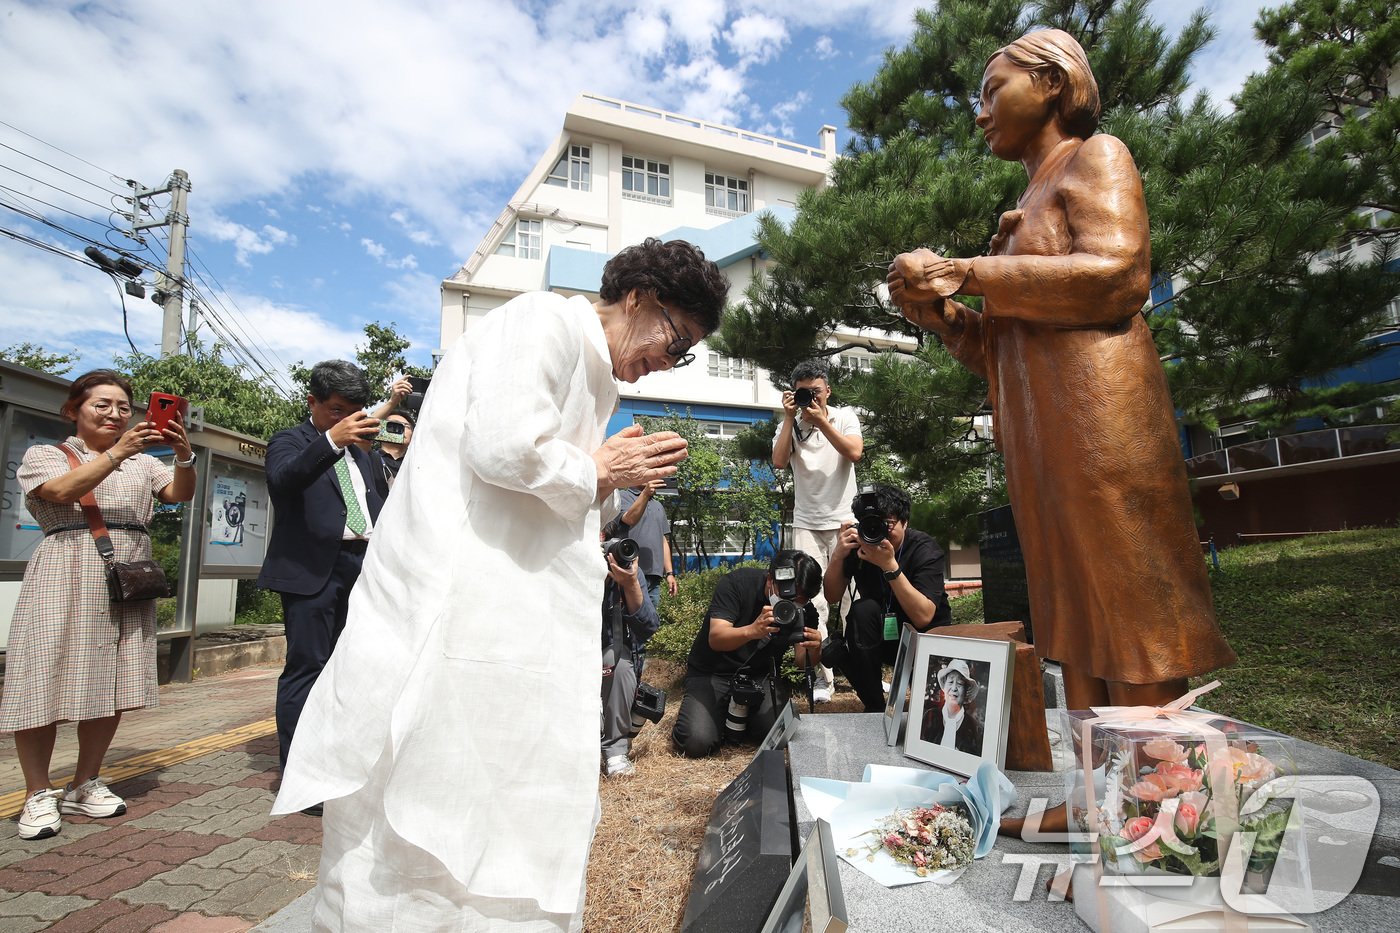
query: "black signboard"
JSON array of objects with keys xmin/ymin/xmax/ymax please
[
  {"xmin": 680, "ymin": 748, "xmax": 795, "ymax": 933},
  {"xmin": 977, "ymin": 504, "xmax": 1034, "ymax": 644}
]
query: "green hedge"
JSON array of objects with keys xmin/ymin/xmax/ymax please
[
  {"xmin": 649, "ymin": 561, "xmax": 766, "ymax": 665},
  {"xmin": 949, "ymin": 588, "xmax": 984, "ymax": 624},
  {"xmin": 235, "ymin": 579, "xmax": 284, "ymax": 625}
]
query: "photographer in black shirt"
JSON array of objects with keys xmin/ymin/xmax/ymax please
[
  {"xmin": 821, "ymin": 483, "xmax": 952, "ymax": 711},
  {"xmin": 672, "ymin": 551, "xmax": 823, "ymax": 758}
]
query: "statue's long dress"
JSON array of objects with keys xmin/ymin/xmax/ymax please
[{"xmin": 941, "ymin": 135, "xmax": 1236, "ymax": 683}]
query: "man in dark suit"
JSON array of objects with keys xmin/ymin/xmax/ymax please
[{"xmin": 259, "ymin": 360, "xmax": 386, "ymax": 775}]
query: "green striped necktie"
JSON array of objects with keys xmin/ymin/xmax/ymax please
[{"xmin": 334, "ymin": 455, "xmax": 368, "ymax": 535}]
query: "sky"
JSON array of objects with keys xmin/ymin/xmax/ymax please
[{"xmin": 0, "ymin": 0, "xmax": 1276, "ymax": 398}]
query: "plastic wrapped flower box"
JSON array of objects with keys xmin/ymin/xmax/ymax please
[{"xmin": 1061, "ymin": 696, "xmax": 1312, "ymax": 894}]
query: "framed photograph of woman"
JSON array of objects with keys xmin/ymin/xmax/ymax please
[{"xmin": 904, "ymin": 633, "xmax": 1014, "ymax": 777}]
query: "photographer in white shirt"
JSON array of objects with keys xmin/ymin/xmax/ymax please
[{"xmin": 771, "ymin": 360, "xmax": 863, "ymax": 703}]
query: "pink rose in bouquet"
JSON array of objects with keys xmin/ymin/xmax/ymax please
[
  {"xmin": 1216, "ymin": 746, "xmax": 1277, "ymax": 787},
  {"xmin": 1122, "ymin": 815, "xmax": 1163, "ymax": 862},
  {"xmin": 1127, "ymin": 772, "xmax": 1175, "ymax": 802},
  {"xmin": 1142, "ymin": 737, "xmax": 1190, "ymax": 763},
  {"xmin": 1175, "ymin": 801, "xmax": 1201, "ymax": 837},
  {"xmin": 1156, "ymin": 761, "xmax": 1205, "ymax": 794}
]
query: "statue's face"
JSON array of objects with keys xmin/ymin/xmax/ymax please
[{"xmin": 976, "ymin": 55, "xmax": 1056, "ymax": 161}]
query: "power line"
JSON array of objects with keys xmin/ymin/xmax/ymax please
[
  {"xmin": 0, "ymin": 119, "xmax": 128, "ymax": 183},
  {"xmin": 191, "ymin": 288, "xmax": 297, "ymax": 397},
  {"xmin": 0, "ymin": 126, "xmax": 303, "ymax": 395},
  {"xmin": 0, "ymin": 160, "xmax": 120, "ymax": 214},
  {"xmin": 0, "ymin": 141, "xmax": 129, "ymax": 200},
  {"xmin": 185, "ymin": 241, "xmax": 296, "ymax": 376},
  {"xmin": 0, "ymin": 182, "xmax": 120, "ymax": 234},
  {"xmin": 0, "ymin": 196, "xmax": 149, "ymax": 270},
  {"xmin": 0, "ymin": 223, "xmax": 107, "ymax": 270},
  {"xmin": 142, "ymin": 220, "xmax": 298, "ymax": 395}
]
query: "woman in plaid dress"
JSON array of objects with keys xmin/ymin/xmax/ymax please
[{"xmin": 2, "ymin": 370, "xmax": 196, "ymax": 839}]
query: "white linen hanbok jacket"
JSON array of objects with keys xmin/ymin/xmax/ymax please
[{"xmin": 273, "ymin": 291, "xmax": 619, "ymax": 915}]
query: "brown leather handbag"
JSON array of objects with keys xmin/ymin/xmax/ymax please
[{"xmin": 58, "ymin": 444, "xmax": 170, "ymax": 602}]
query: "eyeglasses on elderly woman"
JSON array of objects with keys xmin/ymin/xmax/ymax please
[{"xmin": 655, "ymin": 303, "xmax": 697, "ymax": 368}]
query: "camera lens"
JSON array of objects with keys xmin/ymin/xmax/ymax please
[
  {"xmin": 856, "ymin": 514, "xmax": 888, "ymax": 544},
  {"xmin": 724, "ymin": 676, "xmax": 763, "ymax": 742},
  {"xmin": 794, "ymin": 387, "xmax": 814, "ymax": 408},
  {"xmin": 603, "ymin": 538, "xmax": 639, "ymax": 567},
  {"xmin": 772, "ymin": 599, "xmax": 798, "ymax": 627}
]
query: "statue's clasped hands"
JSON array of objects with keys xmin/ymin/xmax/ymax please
[{"xmin": 886, "ymin": 249, "xmax": 969, "ymax": 336}]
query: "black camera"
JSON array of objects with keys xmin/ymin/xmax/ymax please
[
  {"xmin": 770, "ymin": 558, "xmax": 808, "ymax": 645},
  {"xmin": 629, "ymin": 682, "xmax": 666, "ymax": 735},
  {"xmin": 724, "ymin": 673, "xmax": 765, "ymax": 742},
  {"xmin": 854, "ymin": 484, "xmax": 887, "ymax": 545},
  {"xmin": 602, "ymin": 537, "xmax": 639, "ymax": 568},
  {"xmin": 793, "ymin": 386, "xmax": 815, "ymax": 409},
  {"xmin": 403, "ymin": 375, "xmax": 431, "ymax": 413}
]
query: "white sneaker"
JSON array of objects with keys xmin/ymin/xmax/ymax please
[
  {"xmin": 812, "ymin": 686, "xmax": 833, "ymax": 704},
  {"xmin": 60, "ymin": 777, "xmax": 127, "ymax": 818},
  {"xmin": 604, "ymin": 755, "xmax": 635, "ymax": 777},
  {"xmin": 18, "ymin": 789, "xmax": 62, "ymax": 840}
]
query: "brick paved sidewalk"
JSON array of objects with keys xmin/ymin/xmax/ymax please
[{"xmin": 0, "ymin": 664, "xmax": 322, "ymax": 932}]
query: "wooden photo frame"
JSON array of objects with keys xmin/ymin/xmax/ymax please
[
  {"xmin": 759, "ymin": 818, "xmax": 849, "ymax": 933},
  {"xmin": 883, "ymin": 624, "xmax": 915, "ymax": 746},
  {"xmin": 903, "ymin": 633, "xmax": 1014, "ymax": 777}
]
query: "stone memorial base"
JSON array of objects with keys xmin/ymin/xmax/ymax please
[{"xmin": 788, "ymin": 711, "xmax": 1399, "ymax": 932}]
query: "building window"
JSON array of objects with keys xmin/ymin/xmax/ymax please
[
  {"xmin": 707, "ymin": 352, "xmax": 754, "ymax": 380},
  {"xmin": 622, "ymin": 155, "xmax": 671, "ymax": 202},
  {"xmin": 671, "ymin": 518, "xmax": 749, "ymax": 555},
  {"xmin": 495, "ymin": 218, "xmax": 542, "ymax": 259},
  {"xmin": 697, "ymin": 420, "xmax": 745, "ymax": 441},
  {"xmin": 837, "ymin": 352, "xmax": 874, "ymax": 373},
  {"xmin": 544, "ymin": 145, "xmax": 591, "ymax": 191},
  {"xmin": 705, "ymin": 172, "xmax": 750, "ymax": 214},
  {"xmin": 1382, "ymin": 297, "xmax": 1400, "ymax": 329}
]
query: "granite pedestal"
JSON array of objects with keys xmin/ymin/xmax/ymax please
[{"xmin": 787, "ymin": 712, "xmax": 1399, "ymax": 932}]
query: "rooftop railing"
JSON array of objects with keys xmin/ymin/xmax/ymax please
[
  {"xmin": 578, "ymin": 93, "xmax": 829, "ymax": 161},
  {"xmin": 1185, "ymin": 424, "xmax": 1400, "ymax": 479}
]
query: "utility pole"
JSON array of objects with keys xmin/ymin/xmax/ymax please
[
  {"xmin": 186, "ymin": 296, "xmax": 200, "ymax": 356},
  {"xmin": 130, "ymin": 169, "xmax": 191, "ymax": 357}
]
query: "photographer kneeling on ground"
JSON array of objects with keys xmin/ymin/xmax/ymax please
[
  {"xmin": 600, "ymin": 539, "xmax": 661, "ymax": 778},
  {"xmin": 821, "ymin": 483, "xmax": 952, "ymax": 712},
  {"xmin": 672, "ymin": 551, "xmax": 823, "ymax": 758}
]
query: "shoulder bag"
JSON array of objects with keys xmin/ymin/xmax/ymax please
[{"xmin": 58, "ymin": 444, "xmax": 170, "ymax": 602}]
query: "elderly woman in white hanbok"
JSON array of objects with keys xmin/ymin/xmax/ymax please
[{"xmin": 273, "ymin": 238, "xmax": 729, "ymax": 931}]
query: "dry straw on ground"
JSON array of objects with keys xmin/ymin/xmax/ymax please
[{"xmin": 583, "ymin": 658, "xmax": 865, "ymax": 933}]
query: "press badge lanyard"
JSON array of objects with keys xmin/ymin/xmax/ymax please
[{"xmin": 882, "ymin": 540, "xmax": 906, "ymax": 640}]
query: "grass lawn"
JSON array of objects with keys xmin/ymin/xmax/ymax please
[{"xmin": 1195, "ymin": 526, "xmax": 1399, "ymax": 769}]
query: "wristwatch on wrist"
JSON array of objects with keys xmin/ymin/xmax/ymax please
[
  {"xmin": 664, "ymin": 571, "xmax": 675, "ymax": 578},
  {"xmin": 174, "ymin": 451, "xmax": 197, "ymax": 468},
  {"xmin": 883, "ymin": 566, "xmax": 903, "ymax": 582}
]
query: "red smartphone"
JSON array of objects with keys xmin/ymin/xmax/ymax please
[{"xmin": 147, "ymin": 392, "xmax": 189, "ymax": 433}]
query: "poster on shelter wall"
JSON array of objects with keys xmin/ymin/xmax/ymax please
[
  {"xmin": 201, "ymin": 458, "xmax": 269, "ymax": 570},
  {"xmin": 0, "ymin": 410, "xmax": 71, "ymax": 563},
  {"xmin": 209, "ymin": 476, "xmax": 248, "ymax": 547}
]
